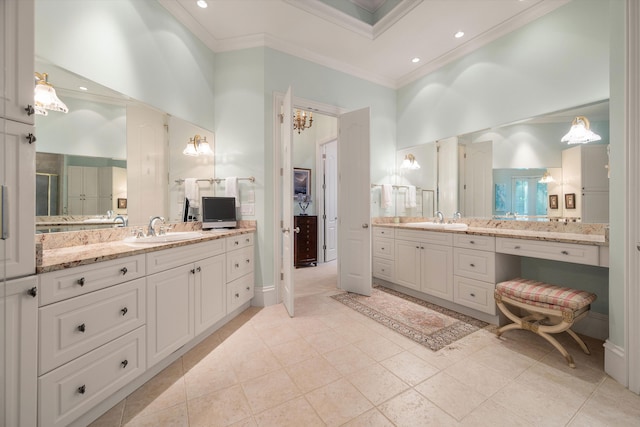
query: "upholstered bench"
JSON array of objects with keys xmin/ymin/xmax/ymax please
[{"xmin": 494, "ymin": 278, "xmax": 597, "ymax": 368}]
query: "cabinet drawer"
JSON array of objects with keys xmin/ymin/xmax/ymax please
[
  {"xmin": 228, "ymin": 272, "xmax": 254, "ymax": 313},
  {"xmin": 38, "ymin": 327, "xmax": 146, "ymax": 427},
  {"xmin": 495, "ymin": 237, "xmax": 600, "ymax": 266},
  {"xmin": 395, "ymin": 228, "xmax": 453, "ymax": 245},
  {"xmin": 453, "ymin": 248, "xmax": 495, "ymax": 283},
  {"xmin": 146, "ymin": 239, "xmax": 225, "ymax": 275},
  {"xmin": 372, "ymin": 257, "xmax": 394, "ymax": 281},
  {"xmin": 39, "ymin": 278, "xmax": 145, "ymax": 375},
  {"xmin": 227, "ymin": 246, "xmax": 254, "ymax": 282},
  {"xmin": 226, "ymin": 233, "xmax": 254, "ymax": 250},
  {"xmin": 453, "ymin": 276, "xmax": 496, "ymax": 315},
  {"xmin": 453, "ymin": 234, "xmax": 495, "ymax": 251},
  {"xmin": 39, "ymin": 254, "xmax": 145, "ymax": 305},
  {"xmin": 373, "ymin": 227, "xmax": 394, "ymax": 238},
  {"xmin": 373, "ymin": 237, "xmax": 394, "ymax": 260}
]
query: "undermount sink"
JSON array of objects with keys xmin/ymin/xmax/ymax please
[
  {"xmin": 123, "ymin": 231, "xmax": 203, "ymax": 244},
  {"xmin": 404, "ymin": 222, "xmax": 468, "ymax": 231}
]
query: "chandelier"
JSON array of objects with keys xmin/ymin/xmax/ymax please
[{"xmin": 293, "ymin": 110, "xmax": 313, "ymax": 134}]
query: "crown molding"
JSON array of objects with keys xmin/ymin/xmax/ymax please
[{"xmin": 157, "ymin": 0, "xmax": 220, "ymax": 51}]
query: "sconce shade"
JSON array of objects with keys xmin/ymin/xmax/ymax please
[
  {"xmin": 34, "ymin": 72, "xmax": 68, "ymax": 116},
  {"xmin": 183, "ymin": 134, "xmax": 213, "ymax": 156},
  {"xmin": 538, "ymin": 170, "xmax": 555, "ymax": 183},
  {"xmin": 400, "ymin": 154, "xmax": 420, "ymax": 170},
  {"xmin": 561, "ymin": 116, "xmax": 601, "ymax": 144}
]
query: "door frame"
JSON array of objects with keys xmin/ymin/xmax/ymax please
[{"xmin": 272, "ymin": 93, "xmax": 346, "ymax": 305}]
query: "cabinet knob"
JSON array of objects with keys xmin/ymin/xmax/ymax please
[
  {"xmin": 196, "ymin": 266, "xmax": 202, "ymax": 272},
  {"xmin": 190, "ymin": 268, "xmax": 196, "ymax": 274},
  {"xmin": 77, "ymin": 277, "xmax": 86, "ymax": 287},
  {"xmin": 561, "ymin": 250, "xmax": 569, "ymax": 255},
  {"xmin": 246, "ymin": 286, "xmax": 250, "ymax": 291},
  {"xmin": 469, "ymin": 240, "xmax": 475, "ymax": 244},
  {"xmin": 234, "ymin": 241, "xmax": 239, "ymax": 245},
  {"xmin": 245, "ymin": 259, "xmax": 250, "ymax": 264},
  {"xmin": 25, "ymin": 104, "xmax": 35, "ymax": 116},
  {"xmin": 121, "ymin": 360, "xmax": 129, "ymax": 368},
  {"xmin": 235, "ymin": 293, "xmax": 240, "ymax": 298},
  {"xmin": 26, "ymin": 133, "xmax": 36, "ymax": 144},
  {"xmin": 470, "ymin": 293, "xmax": 476, "ymax": 297},
  {"xmin": 514, "ymin": 246, "xmax": 521, "ymax": 250},
  {"xmin": 416, "ymin": 246, "xmax": 420, "ymax": 249},
  {"xmin": 121, "ymin": 267, "xmax": 128, "ymax": 275},
  {"xmin": 246, "ymin": 238, "xmax": 250, "ymax": 243},
  {"xmin": 27, "ymin": 287, "xmax": 37, "ymax": 298},
  {"xmin": 77, "ymin": 385, "xmax": 86, "ymax": 395},
  {"xmin": 121, "ymin": 307, "xmax": 128, "ymax": 316},
  {"xmin": 470, "ymin": 263, "xmax": 475, "ymax": 267},
  {"xmin": 381, "ymin": 247, "xmax": 385, "ymax": 250},
  {"xmin": 77, "ymin": 323, "xmax": 86, "ymax": 333}
]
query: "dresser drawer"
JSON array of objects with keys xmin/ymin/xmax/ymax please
[
  {"xmin": 39, "ymin": 327, "xmax": 146, "ymax": 427},
  {"xmin": 453, "ymin": 234, "xmax": 495, "ymax": 251},
  {"xmin": 495, "ymin": 237, "xmax": 600, "ymax": 266},
  {"xmin": 373, "ymin": 237, "xmax": 394, "ymax": 260},
  {"xmin": 453, "ymin": 276, "xmax": 496, "ymax": 315},
  {"xmin": 39, "ymin": 278, "xmax": 146, "ymax": 375},
  {"xmin": 395, "ymin": 228, "xmax": 453, "ymax": 246},
  {"xmin": 228, "ymin": 272, "xmax": 254, "ymax": 313},
  {"xmin": 226, "ymin": 233, "xmax": 254, "ymax": 250},
  {"xmin": 373, "ymin": 227, "xmax": 394, "ymax": 238},
  {"xmin": 146, "ymin": 239, "xmax": 225, "ymax": 275},
  {"xmin": 453, "ymin": 248, "xmax": 495, "ymax": 283},
  {"xmin": 373, "ymin": 257, "xmax": 394, "ymax": 281},
  {"xmin": 39, "ymin": 254, "xmax": 145, "ymax": 306},
  {"xmin": 227, "ymin": 246, "xmax": 254, "ymax": 282}
]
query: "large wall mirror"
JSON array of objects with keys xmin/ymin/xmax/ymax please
[
  {"xmin": 35, "ymin": 60, "xmax": 215, "ymax": 233},
  {"xmin": 391, "ymin": 100, "xmax": 610, "ymax": 223}
]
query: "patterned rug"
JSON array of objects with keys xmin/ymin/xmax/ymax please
[{"xmin": 331, "ymin": 285, "xmax": 489, "ymax": 351}]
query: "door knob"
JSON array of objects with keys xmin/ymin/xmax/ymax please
[
  {"xmin": 362, "ymin": 223, "xmax": 369, "ymax": 229},
  {"xmin": 294, "ymin": 227, "xmax": 300, "ymax": 234}
]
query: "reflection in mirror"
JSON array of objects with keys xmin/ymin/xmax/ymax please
[{"xmin": 392, "ymin": 100, "xmax": 610, "ymax": 223}]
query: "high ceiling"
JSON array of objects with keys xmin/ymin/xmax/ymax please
[{"xmin": 158, "ymin": 0, "xmax": 570, "ymax": 88}]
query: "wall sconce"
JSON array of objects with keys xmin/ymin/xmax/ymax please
[
  {"xmin": 400, "ymin": 154, "xmax": 420, "ymax": 170},
  {"xmin": 561, "ymin": 116, "xmax": 602, "ymax": 144},
  {"xmin": 293, "ymin": 110, "xmax": 313, "ymax": 134},
  {"xmin": 538, "ymin": 170, "xmax": 555, "ymax": 184},
  {"xmin": 34, "ymin": 72, "xmax": 68, "ymax": 116},
  {"xmin": 183, "ymin": 134, "xmax": 213, "ymax": 156}
]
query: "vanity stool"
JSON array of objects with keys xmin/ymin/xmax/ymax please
[{"xmin": 494, "ymin": 278, "xmax": 597, "ymax": 368}]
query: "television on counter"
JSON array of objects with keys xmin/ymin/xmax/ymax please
[{"xmin": 202, "ymin": 196, "xmax": 237, "ymax": 229}]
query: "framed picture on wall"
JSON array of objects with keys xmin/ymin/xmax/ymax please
[
  {"xmin": 117, "ymin": 198, "xmax": 127, "ymax": 209},
  {"xmin": 565, "ymin": 193, "xmax": 576, "ymax": 209},
  {"xmin": 293, "ymin": 168, "xmax": 311, "ymax": 199},
  {"xmin": 549, "ymin": 194, "xmax": 559, "ymax": 209}
]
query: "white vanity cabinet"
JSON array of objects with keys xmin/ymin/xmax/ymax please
[
  {"xmin": 372, "ymin": 228, "xmax": 395, "ymax": 282},
  {"xmin": 394, "ymin": 229, "xmax": 453, "ymax": 301},
  {"xmin": 2, "ymin": 276, "xmax": 38, "ymax": 427},
  {"xmin": 226, "ymin": 234, "xmax": 255, "ymax": 312}
]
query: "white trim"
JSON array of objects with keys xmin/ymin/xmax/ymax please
[
  {"xmin": 605, "ymin": 340, "xmax": 628, "ymax": 387},
  {"xmin": 571, "ymin": 311, "xmax": 609, "ymax": 342},
  {"xmin": 272, "ymin": 93, "xmax": 283, "ymax": 307},
  {"xmin": 251, "ymin": 285, "xmax": 277, "ymax": 307}
]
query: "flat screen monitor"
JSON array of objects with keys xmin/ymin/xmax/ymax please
[
  {"xmin": 202, "ymin": 196, "xmax": 237, "ymax": 229},
  {"xmin": 182, "ymin": 197, "xmax": 190, "ymax": 222}
]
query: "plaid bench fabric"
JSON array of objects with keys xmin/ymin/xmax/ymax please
[{"xmin": 496, "ymin": 278, "xmax": 596, "ymax": 311}]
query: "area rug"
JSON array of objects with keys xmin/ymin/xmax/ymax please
[{"xmin": 331, "ymin": 285, "xmax": 488, "ymax": 351}]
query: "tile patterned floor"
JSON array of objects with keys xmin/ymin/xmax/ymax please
[{"xmin": 90, "ymin": 262, "xmax": 640, "ymax": 426}]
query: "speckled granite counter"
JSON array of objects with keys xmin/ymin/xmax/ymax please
[
  {"xmin": 373, "ymin": 218, "xmax": 608, "ymax": 246},
  {"xmin": 36, "ymin": 221, "xmax": 257, "ymax": 274}
]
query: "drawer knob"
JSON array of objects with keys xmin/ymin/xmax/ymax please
[
  {"xmin": 470, "ymin": 240, "xmax": 475, "ymax": 244},
  {"xmin": 27, "ymin": 287, "xmax": 37, "ymax": 298},
  {"xmin": 121, "ymin": 267, "xmax": 128, "ymax": 275},
  {"xmin": 470, "ymin": 263, "xmax": 475, "ymax": 267},
  {"xmin": 234, "ymin": 241, "xmax": 239, "ymax": 245},
  {"xmin": 121, "ymin": 360, "xmax": 129, "ymax": 368},
  {"xmin": 246, "ymin": 238, "xmax": 250, "ymax": 243},
  {"xmin": 381, "ymin": 268, "xmax": 385, "ymax": 272},
  {"xmin": 381, "ymin": 247, "xmax": 385, "ymax": 250},
  {"xmin": 514, "ymin": 246, "xmax": 521, "ymax": 250},
  {"xmin": 235, "ymin": 293, "xmax": 240, "ymax": 298},
  {"xmin": 246, "ymin": 286, "xmax": 250, "ymax": 291},
  {"xmin": 470, "ymin": 293, "xmax": 476, "ymax": 297},
  {"xmin": 78, "ymin": 385, "xmax": 86, "ymax": 394},
  {"xmin": 77, "ymin": 323, "xmax": 86, "ymax": 333},
  {"xmin": 245, "ymin": 259, "xmax": 250, "ymax": 264},
  {"xmin": 77, "ymin": 277, "xmax": 86, "ymax": 287},
  {"xmin": 121, "ymin": 307, "xmax": 128, "ymax": 316},
  {"xmin": 235, "ymin": 263, "xmax": 239, "ymax": 268},
  {"xmin": 561, "ymin": 250, "xmax": 569, "ymax": 255}
]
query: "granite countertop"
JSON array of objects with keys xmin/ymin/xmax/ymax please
[
  {"xmin": 373, "ymin": 222, "xmax": 608, "ymax": 246},
  {"xmin": 37, "ymin": 227, "xmax": 256, "ymax": 274}
]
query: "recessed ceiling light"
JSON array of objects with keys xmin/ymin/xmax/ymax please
[
  {"xmin": 454, "ymin": 31, "xmax": 465, "ymax": 39},
  {"xmin": 196, "ymin": 0, "xmax": 208, "ymax": 8},
  {"xmin": 411, "ymin": 57, "xmax": 421, "ymax": 63},
  {"xmin": 79, "ymin": 86, "xmax": 88, "ymax": 91}
]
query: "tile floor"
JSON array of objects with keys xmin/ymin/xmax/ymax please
[{"xmin": 90, "ymin": 261, "xmax": 640, "ymax": 426}]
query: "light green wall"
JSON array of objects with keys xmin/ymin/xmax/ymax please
[{"xmin": 397, "ymin": 0, "xmax": 610, "ymax": 149}]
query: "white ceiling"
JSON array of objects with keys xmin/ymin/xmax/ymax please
[{"xmin": 158, "ymin": 0, "xmax": 571, "ymax": 89}]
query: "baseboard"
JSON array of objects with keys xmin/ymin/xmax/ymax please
[
  {"xmin": 604, "ymin": 339, "xmax": 627, "ymax": 387},
  {"xmin": 252, "ymin": 284, "xmax": 277, "ymax": 307},
  {"xmin": 572, "ymin": 311, "xmax": 609, "ymax": 341}
]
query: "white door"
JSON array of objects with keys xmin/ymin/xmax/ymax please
[
  {"xmin": 463, "ymin": 141, "xmax": 493, "ymax": 217},
  {"xmin": 323, "ymin": 140, "xmax": 338, "ymax": 262},
  {"xmin": 281, "ymin": 87, "xmax": 295, "ymax": 316},
  {"xmin": 337, "ymin": 108, "xmax": 371, "ymax": 296}
]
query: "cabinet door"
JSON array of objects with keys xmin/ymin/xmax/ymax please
[
  {"xmin": 1, "ymin": 119, "xmax": 35, "ymax": 278},
  {"xmin": 0, "ymin": 0, "xmax": 34, "ymax": 124},
  {"xmin": 146, "ymin": 265, "xmax": 194, "ymax": 368},
  {"xmin": 394, "ymin": 240, "xmax": 421, "ymax": 290},
  {"xmin": 581, "ymin": 145, "xmax": 609, "ymax": 191},
  {"xmin": 194, "ymin": 254, "xmax": 226, "ymax": 336},
  {"xmin": 421, "ymin": 244, "xmax": 453, "ymax": 301},
  {"xmin": 2, "ymin": 276, "xmax": 38, "ymax": 427}
]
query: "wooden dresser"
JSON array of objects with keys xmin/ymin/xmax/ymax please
[{"xmin": 294, "ymin": 215, "xmax": 318, "ymax": 267}]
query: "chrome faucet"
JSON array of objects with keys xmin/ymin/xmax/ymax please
[
  {"xmin": 113, "ymin": 215, "xmax": 127, "ymax": 227},
  {"xmin": 435, "ymin": 211, "xmax": 444, "ymax": 224},
  {"xmin": 147, "ymin": 216, "xmax": 165, "ymax": 236},
  {"xmin": 452, "ymin": 211, "xmax": 462, "ymax": 222}
]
